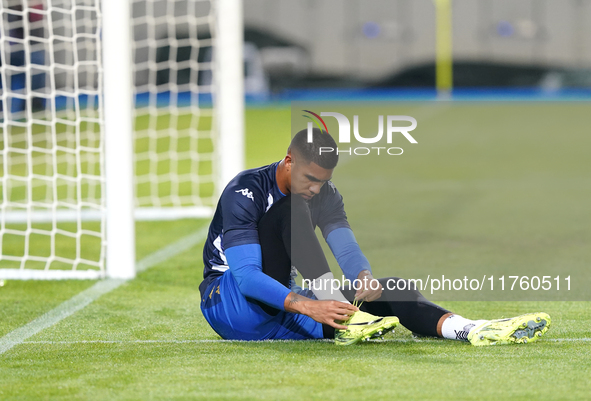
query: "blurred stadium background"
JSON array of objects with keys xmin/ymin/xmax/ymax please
[
  {"xmin": 1, "ymin": 1, "xmax": 590, "ymax": 399},
  {"xmin": 240, "ymin": 0, "xmax": 591, "ymax": 96},
  {"xmin": 4, "ymin": 0, "xmax": 591, "ymax": 107}
]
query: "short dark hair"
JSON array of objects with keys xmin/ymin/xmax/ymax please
[{"xmin": 289, "ymin": 128, "xmax": 339, "ymax": 169}]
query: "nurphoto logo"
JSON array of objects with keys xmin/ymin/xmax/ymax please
[{"xmin": 303, "ymin": 110, "xmax": 418, "ymax": 156}]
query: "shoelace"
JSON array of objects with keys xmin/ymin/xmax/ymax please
[
  {"xmin": 353, "ymin": 297, "xmax": 364, "ymax": 310},
  {"xmin": 342, "ymin": 298, "xmax": 364, "ymax": 325},
  {"xmin": 339, "ymin": 298, "xmax": 365, "ymax": 329}
]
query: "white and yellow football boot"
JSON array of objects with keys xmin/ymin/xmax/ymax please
[
  {"xmin": 468, "ymin": 312, "xmax": 551, "ymax": 346},
  {"xmin": 334, "ymin": 299, "xmax": 399, "ymax": 346}
]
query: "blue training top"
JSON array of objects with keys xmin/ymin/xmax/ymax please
[{"xmin": 199, "ymin": 161, "xmax": 362, "ymax": 302}]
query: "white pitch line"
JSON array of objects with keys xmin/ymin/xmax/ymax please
[
  {"xmin": 0, "ymin": 225, "xmax": 209, "ymax": 355},
  {"xmin": 20, "ymin": 339, "xmax": 324, "ymax": 344},
  {"xmin": 18, "ymin": 337, "xmax": 591, "ymax": 345}
]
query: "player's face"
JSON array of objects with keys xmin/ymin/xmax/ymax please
[{"xmin": 289, "ymin": 153, "xmax": 333, "ymax": 201}]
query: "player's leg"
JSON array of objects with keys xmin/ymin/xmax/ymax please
[
  {"xmin": 340, "ymin": 278, "xmax": 488, "ymax": 341},
  {"xmin": 338, "ymin": 278, "xmax": 551, "ymax": 345},
  {"xmin": 200, "ymin": 271, "xmax": 325, "ymax": 340},
  {"xmin": 337, "ymin": 278, "xmax": 450, "ymax": 337}
]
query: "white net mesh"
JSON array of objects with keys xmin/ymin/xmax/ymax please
[
  {"xmin": 132, "ymin": 0, "xmax": 216, "ymax": 211},
  {"xmin": 1, "ymin": 0, "xmax": 219, "ymax": 278},
  {"xmin": 0, "ymin": 0, "xmax": 105, "ymax": 277}
]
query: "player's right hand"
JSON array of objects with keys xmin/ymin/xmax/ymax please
[
  {"xmin": 303, "ymin": 299, "xmax": 359, "ymax": 330},
  {"xmin": 284, "ymin": 293, "xmax": 358, "ymax": 330}
]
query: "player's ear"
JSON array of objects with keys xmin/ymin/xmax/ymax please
[{"xmin": 285, "ymin": 151, "xmax": 292, "ymax": 172}]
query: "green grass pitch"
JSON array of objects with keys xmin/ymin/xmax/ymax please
[{"xmin": 1, "ymin": 104, "xmax": 590, "ymax": 400}]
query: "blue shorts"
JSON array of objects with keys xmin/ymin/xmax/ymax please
[{"xmin": 200, "ymin": 271, "xmax": 324, "ymax": 340}]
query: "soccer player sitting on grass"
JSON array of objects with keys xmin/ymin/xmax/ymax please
[{"xmin": 199, "ymin": 128, "xmax": 551, "ymax": 346}]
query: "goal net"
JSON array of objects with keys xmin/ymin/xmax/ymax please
[
  {"xmin": 0, "ymin": 0, "xmax": 243, "ymax": 279},
  {"xmin": 133, "ymin": 0, "xmax": 217, "ymax": 219}
]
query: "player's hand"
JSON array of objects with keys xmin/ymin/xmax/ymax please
[
  {"xmin": 303, "ymin": 299, "xmax": 359, "ymax": 330},
  {"xmin": 284, "ymin": 293, "xmax": 358, "ymax": 330},
  {"xmin": 354, "ymin": 270, "xmax": 383, "ymax": 302}
]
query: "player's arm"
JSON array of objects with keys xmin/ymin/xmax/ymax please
[
  {"xmin": 283, "ymin": 292, "xmax": 357, "ymax": 330},
  {"xmin": 225, "ymin": 243, "xmax": 290, "ymax": 310},
  {"xmin": 318, "ymin": 185, "xmax": 382, "ymax": 302},
  {"xmin": 326, "ymin": 227, "xmax": 371, "ymax": 281},
  {"xmin": 226, "ymin": 245, "xmax": 356, "ymax": 328},
  {"xmin": 326, "ymin": 228, "xmax": 383, "ymax": 302},
  {"xmin": 221, "ymin": 183, "xmax": 291, "ymax": 310}
]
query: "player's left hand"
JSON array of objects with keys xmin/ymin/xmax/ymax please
[{"xmin": 354, "ymin": 270, "xmax": 383, "ymax": 302}]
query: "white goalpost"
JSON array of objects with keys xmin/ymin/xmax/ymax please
[
  {"xmin": 103, "ymin": 0, "xmax": 135, "ymax": 279},
  {"xmin": 0, "ymin": 0, "xmax": 244, "ymax": 280}
]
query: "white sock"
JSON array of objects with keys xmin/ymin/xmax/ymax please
[
  {"xmin": 441, "ymin": 315, "xmax": 487, "ymax": 341},
  {"xmin": 309, "ymin": 272, "xmax": 351, "ymax": 304}
]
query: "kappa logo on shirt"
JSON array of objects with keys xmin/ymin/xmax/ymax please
[{"xmin": 235, "ymin": 188, "xmax": 254, "ymax": 201}]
